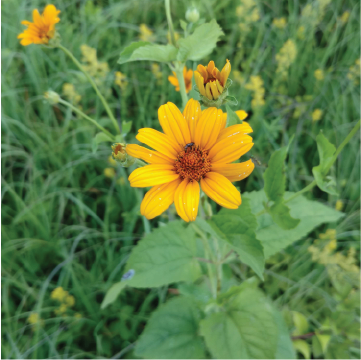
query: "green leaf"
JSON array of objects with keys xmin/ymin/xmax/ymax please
[
  {"xmin": 121, "ymin": 120, "xmax": 132, "ymax": 137},
  {"xmin": 292, "ymin": 311, "xmax": 309, "ymax": 335},
  {"xmin": 135, "ymin": 296, "xmax": 205, "ymax": 359},
  {"xmin": 312, "ymin": 132, "xmax": 338, "ymax": 196},
  {"xmin": 293, "ymin": 340, "xmax": 310, "ymax": 359},
  {"xmin": 225, "ymin": 104, "xmax": 242, "ymax": 127},
  {"xmin": 92, "ymin": 132, "xmax": 113, "ymax": 153},
  {"xmin": 200, "ymin": 287, "xmax": 278, "ymax": 359},
  {"xmin": 177, "ymin": 20, "xmax": 224, "ymax": 61},
  {"xmin": 101, "ymin": 281, "xmax": 127, "ymax": 309},
  {"xmin": 124, "ymin": 221, "xmax": 202, "ymax": 288},
  {"xmin": 244, "ymin": 190, "xmax": 344, "ymax": 258},
  {"xmin": 268, "ymin": 201, "xmax": 300, "ymax": 230},
  {"xmin": 274, "ymin": 311, "xmax": 296, "ymax": 359},
  {"xmin": 118, "ymin": 41, "xmax": 178, "ymax": 64}
]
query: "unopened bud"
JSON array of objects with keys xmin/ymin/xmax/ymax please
[
  {"xmin": 186, "ymin": 7, "xmax": 199, "ymax": 23},
  {"xmin": 44, "ymin": 90, "xmax": 60, "ymax": 105},
  {"xmin": 111, "ymin": 143, "xmax": 135, "ymax": 167}
]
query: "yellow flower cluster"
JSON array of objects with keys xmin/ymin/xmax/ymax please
[
  {"xmin": 296, "ymin": 26, "xmax": 305, "ymax": 40},
  {"xmin": 51, "ymin": 286, "xmax": 75, "ymax": 315},
  {"xmin": 272, "ymin": 17, "xmax": 287, "ymax": 29},
  {"xmin": 63, "ymin": 83, "xmax": 81, "ymax": 104},
  {"xmin": 300, "ymin": 0, "xmax": 331, "ymax": 30},
  {"xmin": 314, "ymin": 69, "xmax": 324, "ymax": 81},
  {"xmin": 275, "ymin": 39, "xmax": 297, "ymax": 78},
  {"xmin": 114, "ymin": 71, "xmax": 128, "ymax": 90},
  {"xmin": 232, "ymin": 70, "xmax": 245, "ymax": 85},
  {"xmin": 308, "ymin": 229, "xmax": 359, "ymax": 284},
  {"xmin": 139, "ymin": 24, "xmax": 154, "ymax": 42},
  {"xmin": 338, "ymin": 11, "xmax": 350, "ymax": 25},
  {"xmin": 335, "ymin": 199, "xmax": 343, "ymax": 211},
  {"xmin": 245, "ymin": 75, "xmax": 265, "ymax": 109},
  {"xmin": 292, "ymin": 95, "xmax": 313, "ymax": 119},
  {"xmin": 312, "ymin": 109, "xmax": 323, "ymax": 122},
  {"xmin": 27, "ymin": 312, "xmax": 41, "ymax": 325},
  {"xmin": 80, "ymin": 44, "xmax": 109, "ymax": 85},
  {"xmin": 104, "ymin": 156, "xmax": 125, "ymax": 184},
  {"xmin": 151, "ymin": 63, "xmax": 163, "ymax": 85},
  {"xmin": 347, "ymin": 58, "xmax": 360, "ymax": 86},
  {"xmin": 236, "ymin": 0, "xmax": 260, "ymax": 33}
]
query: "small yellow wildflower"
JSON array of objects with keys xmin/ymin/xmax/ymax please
[
  {"xmin": 335, "ymin": 200, "xmax": 343, "ymax": 211},
  {"xmin": 55, "ymin": 303, "xmax": 68, "ymax": 315},
  {"xmin": 114, "ymin": 71, "xmax": 128, "ymax": 90},
  {"xmin": 297, "ymin": 26, "xmax": 306, "ymax": 40},
  {"xmin": 63, "ymin": 83, "xmax": 81, "ymax": 104},
  {"xmin": 51, "ymin": 287, "xmax": 68, "ymax": 302},
  {"xmin": 139, "ymin": 24, "xmax": 154, "ymax": 42},
  {"xmin": 117, "ymin": 177, "xmax": 126, "ymax": 185},
  {"xmin": 232, "ymin": 70, "xmax": 245, "ymax": 85},
  {"xmin": 168, "ymin": 67, "xmax": 193, "ymax": 94},
  {"xmin": 325, "ymin": 239, "xmax": 337, "ymax": 252},
  {"xmin": 108, "ymin": 155, "xmax": 117, "ymax": 167},
  {"xmin": 74, "ymin": 313, "xmax": 82, "ymax": 319},
  {"xmin": 339, "ymin": 11, "xmax": 350, "ymax": 24},
  {"xmin": 314, "ymin": 69, "xmax": 324, "ymax": 81},
  {"xmin": 312, "ymin": 109, "xmax": 323, "ymax": 122},
  {"xmin": 347, "ymin": 58, "xmax": 360, "ymax": 86},
  {"xmin": 275, "ymin": 39, "xmax": 297, "ymax": 77},
  {"xmin": 64, "ymin": 295, "xmax": 75, "ymax": 307},
  {"xmin": 194, "ymin": 60, "xmax": 231, "ymax": 100},
  {"xmin": 236, "ymin": 0, "xmax": 260, "ymax": 35},
  {"xmin": 27, "ymin": 313, "xmax": 40, "ymax": 325},
  {"xmin": 319, "ymin": 229, "xmax": 336, "ymax": 240},
  {"xmin": 104, "ymin": 167, "xmax": 116, "ymax": 179},
  {"xmin": 245, "ymin": 76, "xmax": 265, "ymax": 109},
  {"xmin": 81, "ymin": 45, "xmax": 109, "ymax": 83},
  {"xmin": 18, "ymin": 5, "xmax": 60, "ymax": 46},
  {"xmin": 151, "ymin": 63, "xmax": 163, "ymax": 84},
  {"xmin": 272, "ymin": 17, "xmax": 287, "ymax": 29},
  {"xmin": 167, "ymin": 31, "xmax": 180, "ymax": 44}
]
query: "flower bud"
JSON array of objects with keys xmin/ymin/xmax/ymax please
[
  {"xmin": 111, "ymin": 143, "xmax": 135, "ymax": 167},
  {"xmin": 44, "ymin": 90, "xmax": 60, "ymax": 105},
  {"xmin": 186, "ymin": 7, "xmax": 199, "ymax": 23}
]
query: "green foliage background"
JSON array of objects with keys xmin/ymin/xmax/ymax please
[{"xmin": 2, "ymin": 0, "xmax": 360, "ymax": 358}]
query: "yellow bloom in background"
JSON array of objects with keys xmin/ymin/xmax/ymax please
[
  {"xmin": 319, "ymin": 228, "xmax": 336, "ymax": 240},
  {"xmin": 104, "ymin": 168, "xmax": 116, "ymax": 179},
  {"xmin": 237, "ymin": 0, "xmax": 260, "ymax": 24},
  {"xmin": 114, "ymin": 71, "xmax": 128, "ymax": 90},
  {"xmin": 64, "ymin": 295, "xmax": 75, "ymax": 307},
  {"xmin": 276, "ymin": 39, "xmax": 297, "ymax": 77},
  {"xmin": 222, "ymin": 110, "xmax": 248, "ymax": 125},
  {"xmin": 27, "ymin": 313, "xmax": 40, "ymax": 325},
  {"xmin": 347, "ymin": 58, "xmax": 360, "ymax": 86},
  {"xmin": 339, "ymin": 11, "xmax": 350, "ymax": 24},
  {"xmin": 55, "ymin": 303, "xmax": 68, "ymax": 315},
  {"xmin": 297, "ymin": 26, "xmax": 306, "ymax": 40},
  {"xmin": 272, "ymin": 17, "xmax": 287, "ymax": 29},
  {"xmin": 63, "ymin": 83, "xmax": 81, "ymax": 104},
  {"xmin": 312, "ymin": 109, "xmax": 323, "ymax": 122},
  {"xmin": 151, "ymin": 63, "xmax": 163, "ymax": 84},
  {"xmin": 194, "ymin": 60, "xmax": 231, "ymax": 100},
  {"xmin": 245, "ymin": 75, "xmax": 265, "ymax": 109},
  {"xmin": 18, "ymin": 4, "xmax": 60, "ymax": 46},
  {"xmin": 74, "ymin": 313, "xmax": 82, "ymax": 319},
  {"xmin": 168, "ymin": 67, "xmax": 193, "ymax": 93},
  {"xmin": 233, "ymin": 70, "xmax": 245, "ymax": 85},
  {"xmin": 139, "ymin": 24, "xmax": 154, "ymax": 42},
  {"xmin": 335, "ymin": 200, "xmax": 343, "ymax": 211},
  {"xmin": 167, "ymin": 31, "xmax": 180, "ymax": 44},
  {"xmin": 314, "ymin": 69, "xmax": 324, "ymax": 81},
  {"xmin": 51, "ymin": 287, "xmax": 68, "ymax": 302},
  {"xmin": 81, "ymin": 45, "xmax": 109, "ymax": 84},
  {"xmin": 126, "ymin": 99, "xmax": 254, "ymax": 221},
  {"xmin": 108, "ymin": 155, "xmax": 117, "ymax": 167}
]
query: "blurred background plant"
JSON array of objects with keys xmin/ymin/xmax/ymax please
[{"xmin": 2, "ymin": 0, "xmax": 359, "ymax": 358}]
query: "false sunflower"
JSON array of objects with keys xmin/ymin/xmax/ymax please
[
  {"xmin": 18, "ymin": 4, "xmax": 60, "ymax": 46},
  {"xmin": 194, "ymin": 60, "xmax": 231, "ymax": 100},
  {"xmin": 127, "ymin": 99, "xmax": 254, "ymax": 222},
  {"xmin": 168, "ymin": 67, "xmax": 193, "ymax": 93}
]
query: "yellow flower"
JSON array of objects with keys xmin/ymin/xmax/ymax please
[
  {"xmin": 167, "ymin": 31, "xmax": 180, "ymax": 44},
  {"xmin": 151, "ymin": 63, "xmax": 163, "ymax": 84},
  {"xmin": 245, "ymin": 76, "xmax": 265, "ymax": 109},
  {"xmin": 63, "ymin": 83, "xmax": 81, "ymax": 104},
  {"xmin": 115, "ymin": 71, "xmax": 128, "ymax": 90},
  {"xmin": 64, "ymin": 295, "xmax": 75, "ymax": 307},
  {"xmin": 312, "ymin": 109, "xmax": 323, "ymax": 122},
  {"xmin": 194, "ymin": 60, "xmax": 231, "ymax": 100},
  {"xmin": 51, "ymin": 287, "xmax": 68, "ymax": 302},
  {"xmin": 168, "ymin": 67, "xmax": 193, "ymax": 93},
  {"xmin": 233, "ymin": 70, "xmax": 245, "ymax": 84},
  {"xmin": 104, "ymin": 167, "xmax": 116, "ymax": 179},
  {"xmin": 339, "ymin": 11, "xmax": 350, "ymax": 24},
  {"xmin": 27, "ymin": 313, "xmax": 40, "ymax": 325},
  {"xmin": 314, "ymin": 69, "xmax": 324, "ymax": 81},
  {"xmin": 108, "ymin": 155, "xmax": 117, "ymax": 167},
  {"xmin": 18, "ymin": 4, "xmax": 60, "ymax": 46},
  {"xmin": 347, "ymin": 58, "xmax": 360, "ymax": 86},
  {"xmin": 335, "ymin": 200, "xmax": 343, "ymax": 211},
  {"xmin": 139, "ymin": 24, "xmax": 154, "ymax": 42},
  {"xmin": 297, "ymin": 26, "xmax": 305, "ymax": 40},
  {"xmin": 276, "ymin": 40, "xmax": 297, "ymax": 77},
  {"xmin": 74, "ymin": 313, "xmax": 82, "ymax": 319},
  {"xmin": 81, "ymin": 45, "xmax": 109, "ymax": 82},
  {"xmin": 126, "ymin": 99, "xmax": 255, "ymax": 222},
  {"xmin": 55, "ymin": 303, "xmax": 68, "ymax": 315},
  {"xmin": 222, "ymin": 110, "xmax": 248, "ymax": 125},
  {"xmin": 272, "ymin": 17, "xmax": 287, "ymax": 29}
]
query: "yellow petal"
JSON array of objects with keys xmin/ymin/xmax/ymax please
[
  {"xmin": 201, "ymin": 172, "xmax": 241, "ymax": 209},
  {"xmin": 211, "ymin": 159, "xmax": 255, "ymax": 182},
  {"xmin": 194, "ymin": 108, "xmax": 224, "ymax": 150},
  {"xmin": 128, "ymin": 164, "xmax": 179, "ymax": 187},
  {"xmin": 205, "ymin": 83, "xmax": 213, "ymax": 100},
  {"xmin": 235, "ymin": 110, "xmax": 248, "ymax": 121},
  {"xmin": 184, "ymin": 181, "xmax": 200, "ymax": 221},
  {"xmin": 196, "ymin": 64, "xmax": 208, "ymax": 80},
  {"xmin": 215, "ymin": 79, "xmax": 224, "ymax": 94},
  {"xmin": 183, "ymin": 99, "xmax": 202, "ymax": 141},
  {"xmin": 194, "ymin": 71, "xmax": 206, "ymax": 96},
  {"xmin": 43, "ymin": 4, "xmax": 60, "ymax": 25},
  {"xmin": 140, "ymin": 178, "xmax": 182, "ymax": 219},
  {"xmin": 174, "ymin": 178, "xmax": 190, "ymax": 222},
  {"xmin": 168, "ymin": 75, "xmax": 179, "ymax": 87},
  {"xmin": 136, "ymin": 128, "xmax": 182, "ymax": 159},
  {"xmin": 158, "ymin": 102, "xmax": 191, "ymax": 146},
  {"xmin": 220, "ymin": 59, "xmax": 231, "ymax": 86},
  {"xmin": 32, "ymin": 9, "xmax": 43, "ymax": 27},
  {"xmin": 185, "ymin": 69, "xmax": 193, "ymax": 81},
  {"xmin": 217, "ymin": 122, "xmax": 253, "ymax": 142},
  {"xmin": 126, "ymin": 144, "xmax": 174, "ymax": 164},
  {"xmin": 207, "ymin": 61, "xmax": 216, "ymax": 75},
  {"xmin": 209, "ymin": 134, "xmax": 253, "ymax": 164},
  {"xmin": 210, "ymin": 81, "xmax": 220, "ymax": 99}
]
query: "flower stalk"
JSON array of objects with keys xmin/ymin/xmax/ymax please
[{"xmin": 174, "ymin": 63, "xmax": 189, "ymax": 109}]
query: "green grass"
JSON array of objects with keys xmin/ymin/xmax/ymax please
[{"xmin": 2, "ymin": 0, "xmax": 360, "ymax": 358}]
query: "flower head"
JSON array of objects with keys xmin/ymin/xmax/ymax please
[
  {"xmin": 194, "ymin": 60, "xmax": 231, "ymax": 104},
  {"xmin": 18, "ymin": 5, "xmax": 60, "ymax": 46},
  {"xmin": 312, "ymin": 109, "xmax": 323, "ymax": 122},
  {"xmin": 127, "ymin": 99, "xmax": 254, "ymax": 222},
  {"xmin": 272, "ymin": 17, "xmax": 287, "ymax": 29},
  {"xmin": 139, "ymin": 24, "xmax": 154, "ymax": 42},
  {"xmin": 115, "ymin": 71, "xmax": 128, "ymax": 90},
  {"xmin": 168, "ymin": 67, "xmax": 193, "ymax": 93},
  {"xmin": 314, "ymin": 69, "xmax": 324, "ymax": 81}
]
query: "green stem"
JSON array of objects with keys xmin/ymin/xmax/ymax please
[
  {"xmin": 165, "ymin": 0, "xmax": 176, "ymax": 46},
  {"xmin": 58, "ymin": 98, "xmax": 115, "ymax": 141},
  {"xmin": 135, "ymin": 159, "xmax": 147, "ymax": 167},
  {"xmin": 57, "ymin": 44, "xmax": 120, "ymax": 135},
  {"xmin": 174, "ymin": 63, "xmax": 188, "ymax": 109}
]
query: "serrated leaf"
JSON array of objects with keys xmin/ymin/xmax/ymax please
[
  {"xmin": 199, "ymin": 287, "xmax": 278, "ymax": 359},
  {"xmin": 244, "ymin": 190, "xmax": 344, "ymax": 258},
  {"xmin": 101, "ymin": 281, "xmax": 127, "ymax": 309},
  {"xmin": 225, "ymin": 104, "xmax": 241, "ymax": 127},
  {"xmin": 177, "ymin": 20, "xmax": 224, "ymax": 61},
  {"xmin": 268, "ymin": 201, "xmax": 300, "ymax": 230},
  {"xmin": 118, "ymin": 41, "xmax": 178, "ymax": 64},
  {"xmin": 124, "ymin": 221, "xmax": 202, "ymax": 288},
  {"xmin": 312, "ymin": 132, "xmax": 338, "ymax": 195},
  {"xmin": 135, "ymin": 296, "xmax": 205, "ymax": 359}
]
